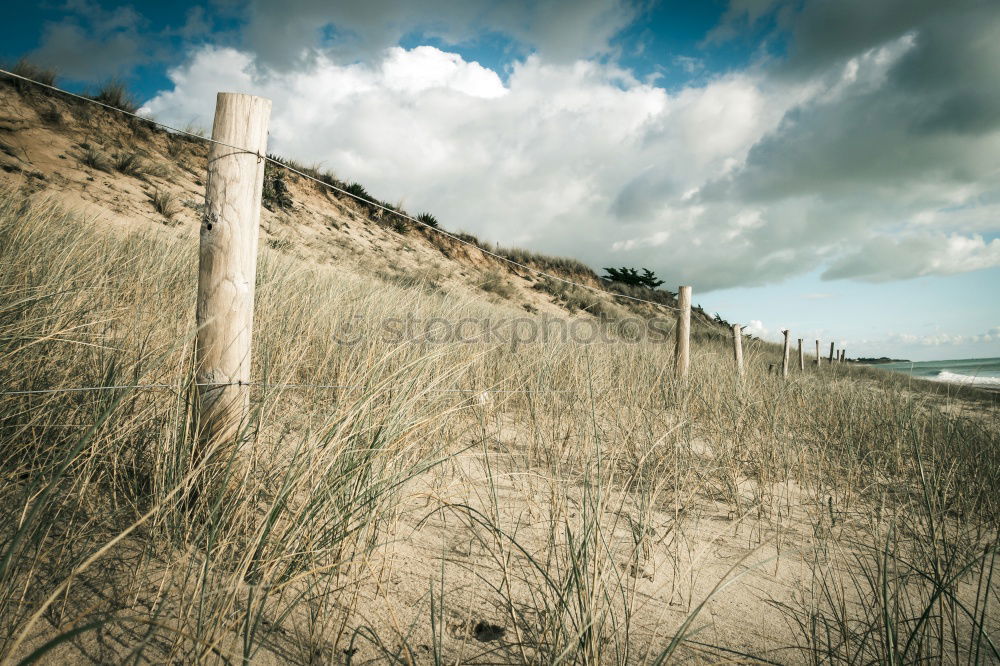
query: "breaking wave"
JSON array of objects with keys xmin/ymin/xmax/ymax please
[{"xmin": 931, "ymin": 370, "xmax": 1000, "ymax": 387}]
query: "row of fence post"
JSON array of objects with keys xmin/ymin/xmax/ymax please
[
  {"xmin": 193, "ymin": 92, "xmax": 851, "ymax": 451},
  {"xmin": 670, "ymin": 287, "xmax": 847, "ymax": 381},
  {"xmin": 195, "ymin": 93, "xmax": 714, "ymax": 447}
]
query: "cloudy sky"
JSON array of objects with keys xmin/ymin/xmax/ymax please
[{"xmin": 4, "ymin": 0, "xmax": 999, "ymax": 360}]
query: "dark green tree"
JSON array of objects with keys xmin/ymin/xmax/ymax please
[{"xmin": 601, "ymin": 266, "xmax": 665, "ymax": 290}]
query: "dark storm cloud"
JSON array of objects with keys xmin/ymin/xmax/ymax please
[
  {"xmin": 237, "ymin": 0, "xmax": 641, "ymax": 69},
  {"xmin": 776, "ymin": 0, "xmax": 947, "ymax": 76},
  {"xmin": 31, "ymin": 23, "xmax": 146, "ymax": 81},
  {"xmin": 689, "ymin": 0, "xmax": 1000, "ymax": 283},
  {"xmin": 29, "ymin": 1, "xmax": 150, "ymax": 81},
  {"xmin": 610, "ymin": 169, "xmax": 679, "ymax": 222},
  {"xmin": 784, "ymin": 0, "xmax": 1000, "ymax": 138},
  {"xmin": 709, "ymin": 0, "xmax": 1000, "ymax": 202},
  {"xmin": 26, "ymin": 3, "xmax": 227, "ymax": 83}
]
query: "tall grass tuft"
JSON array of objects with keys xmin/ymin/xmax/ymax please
[
  {"xmin": 113, "ymin": 151, "xmax": 146, "ymax": 177},
  {"xmin": 3, "ymin": 59, "xmax": 57, "ymax": 93},
  {"xmin": 91, "ymin": 80, "xmax": 139, "ymax": 114},
  {"xmin": 79, "ymin": 145, "xmax": 112, "ymax": 172},
  {"xmin": 149, "ymin": 188, "xmax": 178, "ymax": 221}
]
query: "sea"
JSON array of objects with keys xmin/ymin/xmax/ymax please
[{"xmin": 877, "ymin": 357, "xmax": 1000, "ymax": 388}]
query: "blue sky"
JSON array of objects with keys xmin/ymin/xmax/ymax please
[{"xmin": 4, "ymin": 0, "xmax": 1000, "ymax": 361}]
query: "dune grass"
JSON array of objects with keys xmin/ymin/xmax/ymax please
[
  {"xmin": 0, "ymin": 188, "xmax": 997, "ymax": 663},
  {"xmin": 90, "ymin": 80, "xmax": 139, "ymax": 114},
  {"xmin": 3, "ymin": 59, "xmax": 56, "ymax": 94}
]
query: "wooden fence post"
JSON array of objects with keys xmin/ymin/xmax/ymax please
[
  {"xmin": 196, "ymin": 92, "xmax": 271, "ymax": 449},
  {"xmin": 815, "ymin": 340, "xmax": 821, "ymax": 368},
  {"xmin": 781, "ymin": 330, "xmax": 790, "ymax": 379},
  {"xmin": 829, "ymin": 341, "xmax": 835, "ymax": 364},
  {"xmin": 732, "ymin": 323, "xmax": 743, "ymax": 378},
  {"xmin": 798, "ymin": 338, "xmax": 804, "ymax": 371},
  {"xmin": 840, "ymin": 349, "xmax": 846, "ymax": 363},
  {"xmin": 675, "ymin": 286, "xmax": 691, "ymax": 379}
]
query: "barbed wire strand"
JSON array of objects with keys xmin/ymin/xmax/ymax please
[
  {"xmin": 0, "ymin": 381, "xmax": 578, "ymax": 398},
  {"xmin": 0, "ymin": 382, "xmax": 247, "ymax": 397},
  {"xmin": 0, "ymin": 67, "xmax": 681, "ymax": 314},
  {"xmin": 0, "ymin": 384, "xmax": 178, "ymax": 396},
  {"xmin": 242, "ymin": 381, "xmax": 575, "ymax": 394}
]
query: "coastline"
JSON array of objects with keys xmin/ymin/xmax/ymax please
[{"xmin": 872, "ymin": 356, "xmax": 1000, "ymax": 391}]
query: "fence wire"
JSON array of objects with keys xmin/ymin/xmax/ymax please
[
  {"xmin": 0, "ymin": 67, "xmax": 705, "ymax": 403},
  {"xmin": 0, "ymin": 67, "xmax": 681, "ymax": 314},
  {"xmin": 0, "ymin": 381, "xmax": 579, "ymax": 398}
]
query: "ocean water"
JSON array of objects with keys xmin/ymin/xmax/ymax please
[{"xmin": 878, "ymin": 357, "xmax": 1000, "ymax": 388}]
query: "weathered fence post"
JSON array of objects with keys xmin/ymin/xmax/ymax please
[
  {"xmin": 675, "ymin": 286, "xmax": 691, "ymax": 379},
  {"xmin": 829, "ymin": 341, "xmax": 835, "ymax": 364},
  {"xmin": 196, "ymin": 92, "xmax": 271, "ymax": 449},
  {"xmin": 798, "ymin": 338, "xmax": 804, "ymax": 371},
  {"xmin": 781, "ymin": 330, "xmax": 790, "ymax": 379},
  {"xmin": 840, "ymin": 349, "xmax": 846, "ymax": 363},
  {"xmin": 815, "ymin": 340, "xmax": 821, "ymax": 368},
  {"xmin": 732, "ymin": 323, "xmax": 743, "ymax": 378}
]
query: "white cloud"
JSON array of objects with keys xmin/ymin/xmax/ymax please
[
  {"xmin": 887, "ymin": 327, "xmax": 1000, "ymax": 347},
  {"xmin": 741, "ymin": 319, "xmax": 798, "ymax": 343},
  {"xmin": 823, "ymin": 234, "xmax": 1000, "ymax": 282},
  {"xmin": 144, "ymin": 45, "xmax": 803, "ymax": 285},
  {"xmin": 743, "ymin": 319, "xmax": 769, "ymax": 337},
  {"xmin": 673, "ymin": 55, "xmax": 705, "ymax": 75},
  {"xmin": 378, "ymin": 47, "xmax": 506, "ymax": 98},
  {"xmin": 142, "ymin": 5, "xmax": 1000, "ymax": 293}
]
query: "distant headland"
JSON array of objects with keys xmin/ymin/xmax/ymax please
[{"xmin": 853, "ymin": 357, "xmax": 911, "ymax": 364}]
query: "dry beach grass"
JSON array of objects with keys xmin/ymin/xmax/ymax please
[{"xmin": 1, "ymin": 190, "xmax": 998, "ymax": 664}]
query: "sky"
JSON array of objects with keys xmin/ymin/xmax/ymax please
[{"xmin": 3, "ymin": 0, "xmax": 999, "ymax": 361}]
